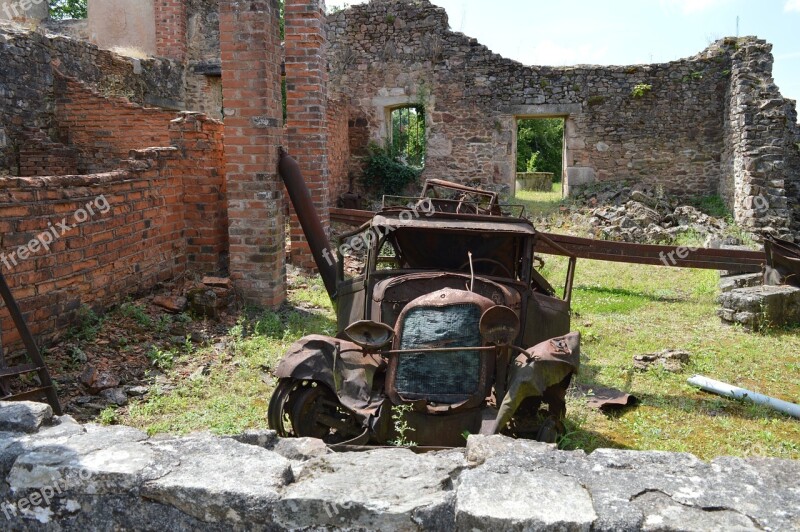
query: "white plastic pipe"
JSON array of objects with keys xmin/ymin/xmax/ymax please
[{"xmin": 688, "ymin": 375, "xmax": 800, "ymax": 419}]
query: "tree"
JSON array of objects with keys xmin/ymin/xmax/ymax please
[
  {"xmin": 516, "ymin": 118, "xmax": 564, "ymax": 181},
  {"xmin": 49, "ymin": 0, "xmax": 87, "ymax": 20}
]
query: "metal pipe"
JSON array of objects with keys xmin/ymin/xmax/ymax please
[
  {"xmin": 278, "ymin": 147, "xmax": 338, "ymax": 300},
  {"xmin": 688, "ymin": 375, "xmax": 800, "ymax": 419}
]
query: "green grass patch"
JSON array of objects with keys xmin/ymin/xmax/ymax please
[{"xmin": 514, "ymin": 181, "xmax": 564, "ymax": 218}]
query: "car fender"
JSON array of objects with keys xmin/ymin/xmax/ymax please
[
  {"xmin": 274, "ymin": 334, "xmax": 387, "ymax": 421},
  {"xmin": 485, "ymin": 331, "xmax": 581, "ymax": 434}
]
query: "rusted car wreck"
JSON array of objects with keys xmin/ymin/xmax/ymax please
[{"xmin": 269, "ymin": 150, "xmax": 581, "ymax": 447}]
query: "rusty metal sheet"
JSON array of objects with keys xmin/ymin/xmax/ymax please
[
  {"xmin": 573, "ymin": 383, "xmax": 638, "ymax": 411},
  {"xmin": 764, "ymin": 235, "xmax": 800, "ymax": 287}
]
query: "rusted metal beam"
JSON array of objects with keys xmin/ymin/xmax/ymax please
[
  {"xmin": 329, "ymin": 208, "xmax": 765, "ymax": 272},
  {"xmin": 536, "ymin": 233, "xmax": 764, "ymax": 272},
  {"xmin": 331, "ymin": 207, "xmax": 372, "ymax": 225}
]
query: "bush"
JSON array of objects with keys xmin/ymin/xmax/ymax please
[{"xmin": 361, "ymin": 143, "xmax": 421, "ymax": 197}]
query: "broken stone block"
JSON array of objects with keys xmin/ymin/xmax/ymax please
[
  {"xmin": 152, "ymin": 295, "xmax": 188, "ymax": 313},
  {"xmin": 186, "ymin": 286, "xmax": 231, "ymax": 319},
  {"xmin": 100, "ymin": 387, "xmax": 128, "ymax": 406},
  {"xmin": 269, "ymin": 437, "xmax": 331, "ymax": 461},
  {"xmin": 719, "ymin": 272, "xmax": 763, "ymax": 293},
  {"xmin": 79, "ymin": 366, "xmax": 121, "ymax": 394},
  {"xmin": 0, "ymin": 401, "xmax": 52, "ymax": 433},
  {"xmin": 201, "ymin": 276, "xmax": 232, "ymax": 289},
  {"xmin": 633, "ymin": 350, "xmax": 690, "ymax": 372},
  {"xmin": 717, "ymin": 285, "xmax": 800, "ymax": 330}
]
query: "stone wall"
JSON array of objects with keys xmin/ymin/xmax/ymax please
[
  {"xmin": 0, "ymin": 114, "xmax": 226, "ymax": 353},
  {"xmin": 721, "ymin": 38, "xmax": 796, "ymax": 239},
  {"xmin": 184, "ymin": 0, "xmax": 223, "ymax": 119},
  {"xmin": 0, "ymin": 23, "xmax": 184, "ymax": 175},
  {"xmin": 326, "ymin": 0, "xmax": 731, "ymax": 197},
  {"xmin": 0, "ymin": 400, "xmax": 798, "ymax": 530}
]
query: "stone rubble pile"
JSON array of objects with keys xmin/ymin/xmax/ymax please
[
  {"xmin": 568, "ymin": 183, "xmax": 741, "ymax": 245},
  {"xmin": 1, "ymin": 401, "xmax": 798, "ymax": 531}
]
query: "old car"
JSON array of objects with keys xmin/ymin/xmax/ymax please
[{"xmin": 268, "ymin": 149, "xmax": 581, "ymax": 447}]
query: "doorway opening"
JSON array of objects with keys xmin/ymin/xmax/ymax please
[{"xmin": 514, "ymin": 117, "xmax": 565, "ymax": 215}]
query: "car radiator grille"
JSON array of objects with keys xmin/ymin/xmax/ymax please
[{"xmin": 396, "ymin": 304, "xmax": 482, "ymax": 403}]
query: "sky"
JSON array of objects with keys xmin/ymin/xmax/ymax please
[{"xmin": 326, "ymin": 0, "xmax": 800, "ymax": 104}]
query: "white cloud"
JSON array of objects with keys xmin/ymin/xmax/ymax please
[
  {"xmin": 786, "ymin": 0, "xmax": 800, "ymax": 12},
  {"xmin": 659, "ymin": 0, "xmax": 732, "ymax": 15},
  {"xmin": 522, "ymin": 40, "xmax": 609, "ymax": 67}
]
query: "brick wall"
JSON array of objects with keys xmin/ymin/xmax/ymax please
[
  {"xmin": 17, "ymin": 130, "xmax": 80, "ymax": 177},
  {"xmin": 154, "ymin": 0, "xmax": 188, "ymax": 61},
  {"xmin": 0, "ymin": 24, "xmax": 184, "ymax": 174},
  {"xmin": 284, "ymin": 0, "xmax": 330, "ymax": 271},
  {"xmin": 220, "ymin": 0, "xmax": 285, "ymax": 307},
  {"xmin": 169, "ymin": 113, "xmax": 228, "ymax": 273},
  {"xmin": 0, "ymin": 113, "xmax": 227, "ymax": 354},
  {"xmin": 52, "ymin": 73, "xmax": 176, "ymax": 174},
  {"xmin": 327, "ymin": 97, "xmax": 351, "ymax": 202}
]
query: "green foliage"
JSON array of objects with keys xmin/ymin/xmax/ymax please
[
  {"xmin": 362, "ymin": 143, "xmax": 422, "ymax": 197},
  {"xmin": 390, "ymin": 106, "xmax": 426, "ymax": 167},
  {"xmin": 118, "ymin": 302, "xmax": 152, "ymax": 327},
  {"xmin": 147, "ymin": 346, "xmax": 177, "ymax": 371},
  {"xmin": 390, "ymin": 403, "xmax": 417, "ymax": 447},
  {"xmin": 98, "ymin": 406, "xmax": 119, "ymax": 425},
  {"xmin": 526, "ymin": 151, "xmax": 540, "ymax": 173},
  {"xmin": 686, "ymin": 194, "xmax": 731, "ymax": 219},
  {"xmin": 516, "ymin": 118, "xmax": 564, "ymax": 180},
  {"xmin": 631, "ymin": 83, "xmax": 652, "ymax": 98},
  {"xmin": 682, "ymin": 71, "xmax": 704, "ymax": 82},
  {"xmin": 67, "ymin": 304, "xmax": 102, "ymax": 342},
  {"xmin": 49, "ymin": 0, "xmax": 87, "ymax": 20}
]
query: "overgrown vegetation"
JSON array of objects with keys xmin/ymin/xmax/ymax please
[
  {"xmin": 516, "ymin": 118, "xmax": 564, "ymax": 180},
  {"xmin": 361, "ymin": 142, "xmax": 422, "ymax": 197},
  {"xmin": 49, "ymin": 0, "xmax": 86, "ymax": 20},
  {"xmin": 631, "ymin": 83, "xmax": 653, "ymax": 98}
]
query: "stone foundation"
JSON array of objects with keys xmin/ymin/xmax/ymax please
[
  {"xmin": 717, "ymin": 284, "xmax": 800, "ymax": 330},
  {"xmin": 0, "ymin": 401, "xmax": 797, "ymax": 530}
]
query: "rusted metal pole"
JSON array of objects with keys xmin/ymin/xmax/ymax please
[{"xmin": 278, "ymin": 147, "xmax": 338, "ymax": 300}]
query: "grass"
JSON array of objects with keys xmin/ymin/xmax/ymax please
[
  {"xmin": 119, "ymin": 275, "xmax": 336, "ymax": 436},
  {"xmin": 514, "ymin": 181, "xmax": 564, "ymax": 218},
  {"xmin": 117, "ymin": 190, "xmax": 800, "ymax": 460}
]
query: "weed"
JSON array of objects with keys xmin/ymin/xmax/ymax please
[
  {"xmin": 68, "ymin": 304, "xmax": 102, "ymax": 342},
  {"xmin": 155, "ymin": 314, "xmax": 172, "ymax": 334},
  {"xmin": 390, "ymin": 403, "xmax": 417, "ymax": 447},
  {"xmin": 682, "ymin": 71, "xmax": 703, "ymax": 82},
  {"xmin": 631, "ymin": 83, "xmax": 652, "ymax": 98},
  {"xmin": 98, "ymin": 407, "xmax": 119, "ymax": 425},
  {"xmin": 147, "ymin": 346, "xmax": 177, "ymax": 370},
  {"xmin": 385, "ymin": 14, "xmax": 396, "ymax": 23},
  {"xmin": 119, "ymin": 302, "xmax": 152, "ymax": 327}
]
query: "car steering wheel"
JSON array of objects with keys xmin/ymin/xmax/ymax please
[{"xmin": 458, "ymin": 258, "xmax": 513, "ymax": 277}]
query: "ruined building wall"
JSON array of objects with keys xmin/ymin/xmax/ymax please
[
  {"xmin": 0, "ymin": 113, "xmax": 227, "ymax": 353},
  {"xmin": 51, "ymin": 74, "xmax": 176, "ymax": 174},
  {"xmin": 721, "ymin": 39, "xmax": 796, "ymax": 239},
  {"xmin": 326, "ymin": 0, "xmax": 730, "ymax": 197},
  {"xmin": 327, "ymin": 97, "xmax": 351, "ymax": 199},
  {"xmin": 0, "ymin": 24, "xmax": 184, "ymax": 175},
  {"xmin": 184, "ymin": 0, "xmax": 223, "ymax": 119}
]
